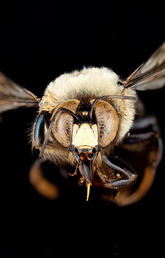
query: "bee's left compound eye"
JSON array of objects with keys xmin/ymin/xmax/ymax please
[{"xmin": 94, "ymin": 100, "xmax": 119, "ymax": 147}]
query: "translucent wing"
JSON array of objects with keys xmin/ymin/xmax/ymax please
[
  {"xmin": 0, "ymin": 72, "xmax": 40, "ymax": 113},
  {"xmin": 123, "ymin": 42, "xmax": 165, "ymax": 90}
]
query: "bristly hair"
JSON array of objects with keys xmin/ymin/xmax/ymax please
[{"xmin": 39, "ymin": 67, "xmax": 137, "ymax": 142}]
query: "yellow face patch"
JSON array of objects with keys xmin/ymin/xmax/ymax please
[{"xmin": 72, "ymin": 123, "xmax": 98, "ymax": 149}]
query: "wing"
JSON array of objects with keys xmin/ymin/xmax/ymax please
[
  {"xmin": 0, "ymin": 72, "xmax": 40, "ymax": 113},
  {"xmin": 122, "ymin": 42, "xmax": 165, "ymax": 90}
]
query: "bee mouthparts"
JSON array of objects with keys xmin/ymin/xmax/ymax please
[{"xmin": 86, "ymin": 182, "xmax": 91, "ymax": 201}]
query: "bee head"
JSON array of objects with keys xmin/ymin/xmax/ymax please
[
  {"xmin": 33, "ymin": 97, "xmax": 119, "ymax": 153},
  {"xmin": 32, "ymin": 97, "xmax": 121, "ymax": 188}
]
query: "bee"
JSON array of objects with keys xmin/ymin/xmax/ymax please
[{"xmin": 0, "ymin": 43, "xmax": 165, "ymax": 205}]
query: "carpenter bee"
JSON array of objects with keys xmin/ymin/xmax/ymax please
[{"xmin": 0, "ymin": 43, "xmax": 165, "ymax": 205}]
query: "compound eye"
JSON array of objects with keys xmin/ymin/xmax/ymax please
[
  {"xmin": 52, "ymin": 110, "xmax": 74, "ymax": 147},
  {"xmin": 94, "ymin": 100, "xmax": 119, "ymax": 147},
  {"xmin": 33, "ymin": 112, "xmax": 50, "ymax": 148},
  {"xmin": 51, "ymin": 99, "xmax": 80, "ymax": 147}
]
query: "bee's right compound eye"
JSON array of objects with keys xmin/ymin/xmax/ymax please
[
  {"xmin": 94, "ymin": 100, "xmax": 119, "ymax": 147},
  {"xmin": 51, "ymin": 110, "xmax": 74, "ymax": 147},
  {"xmin": 33, "ymin": 112, "xmax": 51, "ymax": 148},
  {"xmin": 33, "ymin": 112, "xmax": 46, "ymax": 147},
  {"xmin": 49, "ymin": 99, "xmax": 80, "ymax": 148}
]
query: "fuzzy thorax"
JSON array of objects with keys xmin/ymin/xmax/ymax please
[{"xmin": 39, "ymin": 67, "xmax": 136, "ymax": 142}]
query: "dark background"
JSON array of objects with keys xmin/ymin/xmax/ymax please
[{"xmin": 0, "ymin": 1, "xmax": 165, "ymax": 257}]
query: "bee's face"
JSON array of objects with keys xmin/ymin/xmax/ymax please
[
  {"xmin": 32, "ymin": 97, "xmax": 120, "ymax": 191},
  {"xmin": 31, "ymin": 67, "xmax": 136, "ymax": 196},
  {"xmin": 71, "ymin": 100, "xmax": 119, "ymax": 153},
  {"xmin": 33, "ymin": 98, "xmax": 119, "ymax": 161}
]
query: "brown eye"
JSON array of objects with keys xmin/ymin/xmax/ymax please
[
  {"xmin": 94, "ymin": 100, "xmax": 119, "ymax": 147},
  {"xmin": 51, "ymin": 99, "xmax": 80, "ymax": 147},
  {"xmin": 52, "ymin": 111, "xmax": 73, "ymax": 147}
]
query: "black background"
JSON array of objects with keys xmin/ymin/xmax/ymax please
[{"xmin": 0, "ymin": 1, "xmax": 165, "ymax": 257}]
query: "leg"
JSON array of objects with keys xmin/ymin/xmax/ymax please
[
  {"xmin": 124, "ymin": 132, "xmax": 155, "ymax": 144},
  {"xmin": 96, "ymin": 155, "xmax": 137, "ymax": 190},
  {"xmin": 101, "ymin": 116, "xmax": 163, "ymax": 206},
  {"xmin": 131, "ymin": 115, "xmax": 157, "ymax": 131},
  {"xmin": 105, "ymin": 177, "xmax": 136, "ymax": 188},
  {"xmin": 103, "ymin": 155, "xmax": 136, "ymax": 179},
  {"xmin": 114, "ymin": 138, "xmax": 163, "ymax": 206},
  {"xmin": 29, "ymin": 158, "xmax": 59, "ymax": 199},
  {"xmin": 126, "ymin": 114, "xmax": 160, "ymax": 144}
]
